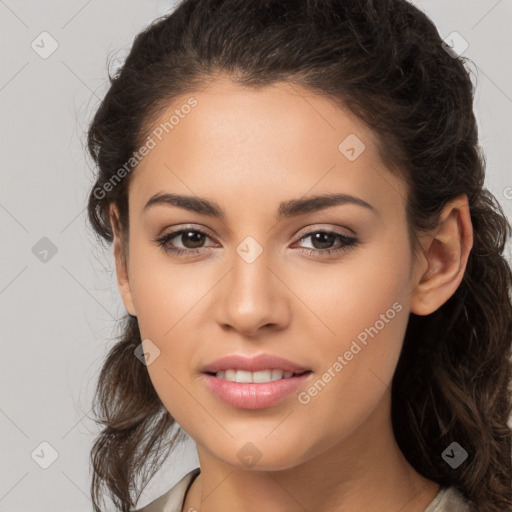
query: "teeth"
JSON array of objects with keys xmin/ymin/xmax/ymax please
[{"xmin": 215, "ymin": 369, "xmax": 296, "ymax": 383}]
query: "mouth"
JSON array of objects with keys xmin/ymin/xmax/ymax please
[
  {"xmin": 201, "ymin": 369, "xmax": 314, "ymax": 409},
  {"xmin": 200, "ymin": 353, "xmax": 312, "ymax": 376},
  {"xmin": 203, "ymin": 369, "xmax": 313, "ymax": 383}
]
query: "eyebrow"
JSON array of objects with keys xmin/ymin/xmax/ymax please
[{"xmin": 143, "ymin": 191, "xmax": 378, "ymax": 219}]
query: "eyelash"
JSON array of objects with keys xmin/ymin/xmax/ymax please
[{"xmin": 153, "ymin": 226, "xmax": 359, "ymax": 258}]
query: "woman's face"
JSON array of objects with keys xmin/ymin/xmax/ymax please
[{"xmin": 113, "ymin": 77, "xmax": 425, "ymax": 470}]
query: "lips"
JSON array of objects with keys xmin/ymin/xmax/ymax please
[
  {"xmin": 202, "ymin": 371, "xmax": 313, "ymax": 409},
  {"xmin": 200, "ymin": 353, "xmax": 312, "ymax": 374}
]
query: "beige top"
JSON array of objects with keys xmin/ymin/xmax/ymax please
[{"xmin": 134, "ymin": 467, "xmax": 475, "ymax": 512}]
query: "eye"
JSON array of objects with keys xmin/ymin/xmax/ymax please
[
  {"xmin": 153, "ymin": 226, "xmax": 359, "ymax": 258},
  {"xmin": 153, "ymin": 226, "xmax": 216, "ymax": 256},
  {"xmin": 292, "ymin": 229, "xmax": 359, "ymax": 258}
]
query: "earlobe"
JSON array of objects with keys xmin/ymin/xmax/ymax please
[
  {"xmin": 410, "ymin": 194, "xmax": 474, "ymax": 316},
  {"xmin": 110, "ymin": 204, "xmax": 137, "ymax": 317}
]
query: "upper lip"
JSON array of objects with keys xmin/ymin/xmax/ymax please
[{"xmin": 201, "ymin": 354, "xmax": 312, "ymax": 374}]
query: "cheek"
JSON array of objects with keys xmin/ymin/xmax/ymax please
[
  {"xmin": 291, "ymin": 232, "xmax": 412, "ymax": 345},
  {"xmin": 127, "ymin": 240, "xmax": 204, "ymax": 333},
  {"xmin": 126, "ymin": 243, "xmax": 212, "ymax": 410},
  {"xmin": 293, "ymin": 235, "xmax": 412, "ymax": 414}
]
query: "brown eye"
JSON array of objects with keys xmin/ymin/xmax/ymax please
[
  {"xmin": 294, "ymin": 230, "xmax": 359, "ymax": 258},
  {"xmin": 177, "ymin": 230, "xmax": 207, "ymax": 249},
  {"xmin": 306, "ymin": 232, "xmax": 338, "ymax": 250},
  {"xmin": 154, "ymin": 228, "xmax": 216, "ymax": 256}
]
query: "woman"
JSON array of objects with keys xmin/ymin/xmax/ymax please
[{"xmin": 86, "ymin": 1, "xmax": 512, "ymax": 511}]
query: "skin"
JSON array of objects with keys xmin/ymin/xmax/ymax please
[{"xmin": 110, "ymin": 76, "xmax": 473, "ymax": 512}]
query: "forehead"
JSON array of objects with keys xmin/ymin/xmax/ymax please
[{"xmin": 129, "ymin": 77, "xmax": 407, "ymax": 221}]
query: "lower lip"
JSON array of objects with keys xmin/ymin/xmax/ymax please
[{"xmin": 201, "ymin": 372, "xmax": 313, "ymax": 409}]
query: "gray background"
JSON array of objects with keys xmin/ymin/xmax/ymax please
[{"xmin": 1, "ymin": 1, "xmax": 511, "ymax": 510}]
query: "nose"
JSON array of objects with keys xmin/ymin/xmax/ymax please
[{"xmin": 214, "ymin": 249, "xmax": 290, "ymax": 337}]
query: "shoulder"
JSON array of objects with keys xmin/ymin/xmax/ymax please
[
  {"xmin": 424, "ymin": 485, "xmax": 476, "ymax": 512},
  {"xmin": 133, "ymin": 467, "xmax": 201, "ymax": 512}
]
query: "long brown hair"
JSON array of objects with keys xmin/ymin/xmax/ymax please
[{"xmin": 86, "ymin": 1, "xmax": 512, "ymax": 510}]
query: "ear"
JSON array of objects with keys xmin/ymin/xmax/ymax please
[
  {"xmin": 410, "ymin": 194, "xmax": 474, "ymax": 316},
  {"xmin": 110, "ymin": 204, "xmax": 137, "ymax": 317}
]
